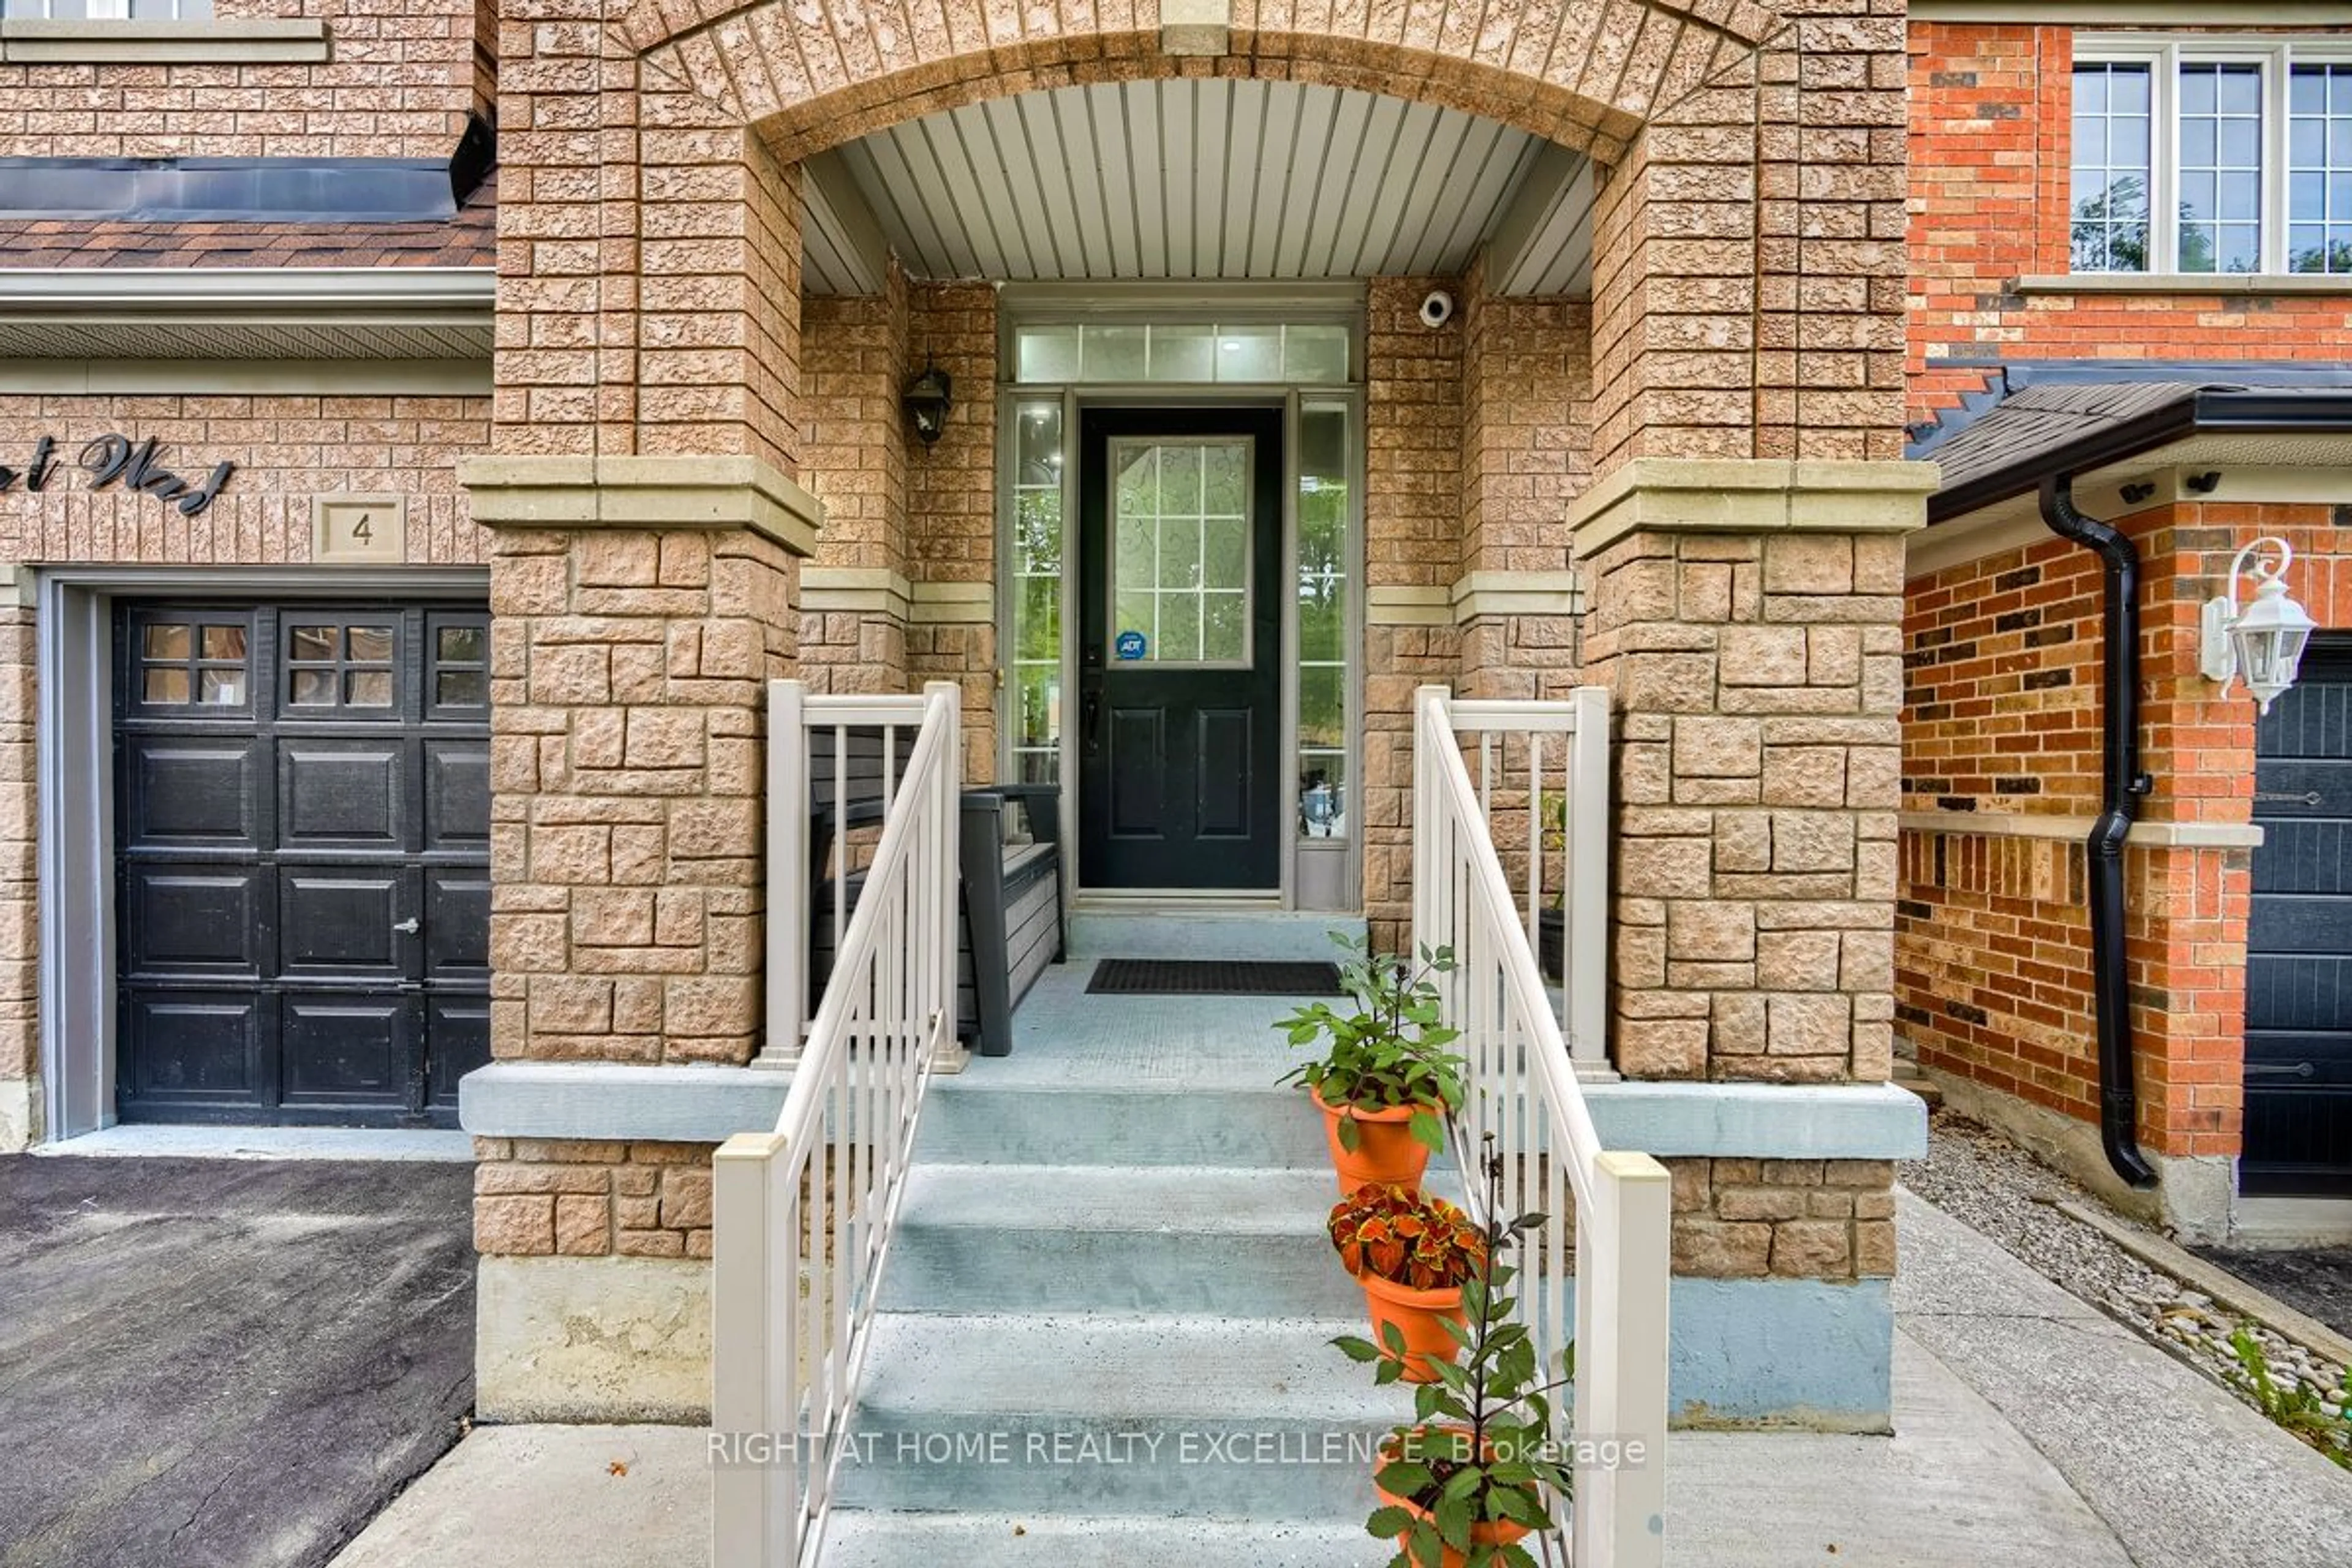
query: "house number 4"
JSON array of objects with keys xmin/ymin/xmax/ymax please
[{"xmin": 313, "ymin": 495, "xmax": 407, "ymax": 564}]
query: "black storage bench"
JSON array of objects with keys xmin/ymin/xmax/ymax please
[{"xmin": 805, "ymin": 727, "xmax": 1065, "ymax": 1057}]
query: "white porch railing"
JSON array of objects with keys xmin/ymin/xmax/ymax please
[
  {"xmin": 1413, "ymin": 684, "xmax": 1671, "ymax": 1567},
  {"xmin": 712, "ymin": 680, "xmax": 962, "ymax": 1567}
]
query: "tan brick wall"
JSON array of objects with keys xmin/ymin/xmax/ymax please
[
  {"xmin": 496, "ymin": 51, "xmax": 804, "ymax": 471},
  {"xmin": 0, "ymin": 395, "xmax": 492, "ymax": 565},
  {"xmin": 0, "ymin": 0, "xmax": 488, "ymax": 159},
  {"xmin": 1455, "ymin": 263, "xmax": 1593, "ymax": 706},
  {"xmin": 487, "ymin": 526, "xmax": 797, "ymax": 1068},
  {"xmin": 905, "ymin": 282, "xmax": 998, "ymax": 777},
  {"xmin": 1458, "ymin": 264, "xmax": 1593, "ymax": 582},
  {"xmin": 0, "ymin": 607, "xmax": 31, "ymax": 1108},
  {"xmin": 471, "ymin": 1137, "xmax": 717, "ymax": 1259},
  {"xmin": 798, "ymin": 266, "xmax": 914, "ymax": 696},
  {"xmin": 802, "ymin": 271, "xmax": 911, "ymax": 578},
  {"xmin": 1668, "ymin": 1157, "xmax": 1898, "ymax": 1279},
  {"xmin": 1360, "ymin": 278, "xmax": 1465, "ymax": 947}
]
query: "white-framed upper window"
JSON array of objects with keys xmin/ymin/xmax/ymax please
[
  {"xmin": 2074, "ymin": 36, "xmax": 2352, "ymax": 277},
  {"xmin": 0, "ymin": 1, "xmax": 214, "ymax": 18}
]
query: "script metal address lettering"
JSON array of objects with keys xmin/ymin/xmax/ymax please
[{"xmin": 0, "ymin": 435, "xmax": 236, "ymax": 518}]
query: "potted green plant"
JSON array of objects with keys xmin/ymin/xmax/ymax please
[
  {"xmin": 1329, "ymin": 1181, "xmax": 1485, "ymax": 1384},
  {"xmin": 1276, "ymin": 935, "xmax": 1464, "ymax": 1193},
  {"xmin": 1335, "ymin": 1140, "xmax": 1575, "ymax": 1568}
]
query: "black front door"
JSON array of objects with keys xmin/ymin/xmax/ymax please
[
  {"xmin": 1077, "ymin": 405, "xmax": 1284, "ymax": 890},
  {"xmin": 2245, "ymin": 636, "xmax": 2352, "ymax": 1195},
  {"xmin": 115, "ymin": 603, "xmax": 492, "ymax": 1128}
]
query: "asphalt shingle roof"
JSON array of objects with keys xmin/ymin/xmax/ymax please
[
  {"xmin": 1927, "ymin": 380, "xmax": 2214, "ymax": 498},
  {"xmin": 0, "ymin": 170, "xmax": 496, "ymax": 271}
]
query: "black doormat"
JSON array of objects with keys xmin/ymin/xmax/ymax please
[{"xmin": 1087, "ymin": 959, "xmax": 1344, "ymax": 997}]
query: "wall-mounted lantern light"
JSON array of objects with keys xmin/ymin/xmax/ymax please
[
  {"xmin": 902, "ymin": 360, "xmax": 952, "ymax": 445},
  {"xmin": 2200, "ymin": 535, "xmax": 2317, "ymax": 715}
]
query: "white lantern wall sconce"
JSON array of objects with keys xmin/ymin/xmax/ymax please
[{"xmin": 2199, "ymin": 535, "xmax": 2318, "ymax": 716}]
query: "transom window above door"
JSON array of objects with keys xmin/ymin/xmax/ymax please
[
  {"xmin": 2073, "ymin": 38, "xmax": 2352, "ymax": 277},
  {"xmin": 1013, "ymin": 322, "xmax": 1352, "ymax": 385}
]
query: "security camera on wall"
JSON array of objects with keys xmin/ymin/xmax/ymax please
[{"xmin": 1419, "ymin": 290, "xmax": 1455, "ymax": 329}]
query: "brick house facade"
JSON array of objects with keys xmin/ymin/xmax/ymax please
[
  {"xmin": 0, "ymin": 0, "xmax": 1936, "ymax": 1430},
  {"xmin": 1901, "ymin": 4, "xmax": 2352, "ymax": 1238}
]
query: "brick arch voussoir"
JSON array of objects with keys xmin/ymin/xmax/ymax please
[
  {"xmin": 760, "ymin": 38, "xmax": 1649, "ymax": 165},
  {"xmin": 618, "ymin": 1, "xmax": 1782, "ymax": 163}
]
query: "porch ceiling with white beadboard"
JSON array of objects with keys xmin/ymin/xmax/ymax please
[{"xmin": 802, "ymin": 78, "xmax": 1596, "ymax": 296}]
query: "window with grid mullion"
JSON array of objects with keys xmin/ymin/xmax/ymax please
[
  {"xmin": 2290, "ymin": 63, "xmax": 2352, "ymax": 274},
  {"xmin": 2179, "ymin": 62, "xmax": 2265, "ymax": 274},
  {"xmin": 2071, "ymin": 62, "xmax": 2154, "ymax": 273}
]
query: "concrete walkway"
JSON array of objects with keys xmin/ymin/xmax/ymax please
[{"xmin": 328, "ymin": 1191, "xmax": 2352, "ymax": 1568}]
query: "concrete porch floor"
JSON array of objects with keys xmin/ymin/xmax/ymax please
[{"xmin": 327, "ymin": 1182, "xmax": 2352, "ymax": 1567}]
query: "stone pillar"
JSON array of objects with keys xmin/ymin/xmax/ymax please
[
  {"xmin": 462, "ymin": 459, "xmax": 818, "ymax": 1068},
  {"xmin": 1576, "ymin": 461, "xmax": 1932, "ymax": 1087},
  {"xmin": 1574, "ymin": 459, "xmax": 1934, "ymax": 1427},
  {"xmin": 457, "ymin": 457, "xmax": 818, "ymax": 1420}
]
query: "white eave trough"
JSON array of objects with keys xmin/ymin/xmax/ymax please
[{"xmin": 0, "ymin": 266, "xmax": 496, "ymax": 360}]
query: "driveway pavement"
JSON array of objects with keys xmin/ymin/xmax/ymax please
[
  {"xmin": 0, "ymin": 1155, "xmax": 475, "ymax": 1568},
  {"xmin": 2194, "ymin": 1241, "xmax": 2352, "ymax": 1340}
]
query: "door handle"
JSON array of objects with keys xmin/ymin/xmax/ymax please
[
  {"xmin": 393, "ymin": 917, "xmax": 421, "ymax": 935},
  {"xmin": 1083, "ymin": 690, "xmax": 1103, "ymax": 756}
]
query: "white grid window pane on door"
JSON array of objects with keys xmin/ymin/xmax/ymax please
[
  {"xmin": 2289, "ymin": 64, "xmax": 2352, "ymax": 274},
  {"xmin": 2070, "ymin": 62, "xmax": 2154, "ymax": 272},
  {"xmin": 1110, "ymin": 440, "xmax": 1250, "ymax": 668},
  {"xmin": 1009, "ymin": 399, "xmax": 1065, "ymax": 787}
]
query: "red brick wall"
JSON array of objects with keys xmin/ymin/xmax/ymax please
[
  {"xmin": 1909, "ymin": 21, "xmax": 2352, "ymax": 424},
  {"xmin": 1899, "ymin": 501, "xmax": 2352, "ymax": 1158},
  {"xmin": 0, "ymin": 0, "xmax": 488, "ymax": 160}
]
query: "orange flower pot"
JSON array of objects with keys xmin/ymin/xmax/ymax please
[
  {"xmin": 1358, "ymin": 1269, "xmax": 1466, "ymax": 1384},
  {"xmin": 1373, "ymin": 1481, "xmax": 1534, "ymax": 1568},
  {"xmin": 1313, "ymin": 1087, "xmax": 1438, "ymax": 1195}
]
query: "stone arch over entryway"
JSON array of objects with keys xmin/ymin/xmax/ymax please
[
  {"xmin": 616, "ymin": 0, "xmax": 1786, "ymax": 166},
  {"xmin": 489, "ymin": 0, "xmax": 1907, "ymax": 475}
]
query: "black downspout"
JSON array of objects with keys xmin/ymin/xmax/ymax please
[{"xmin": 2038, "ymin": 476, "xmax": 2158, "ymax": 1189}]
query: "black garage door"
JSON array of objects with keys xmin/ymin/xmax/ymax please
[
  {"xmin": 115, "ymin": 604, "xmax": 492, "ymax": 1128},
  {"xmin": 2245, "ymin": 636, "xmax": 2352, "ymax": 1196}
]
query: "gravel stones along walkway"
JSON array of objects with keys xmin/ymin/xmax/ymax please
[{"xmin": 1904, "ymin": 1111, "xmax": 2350, "ymax": 1459}]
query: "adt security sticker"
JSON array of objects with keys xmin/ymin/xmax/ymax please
[{"xmin": 1115, "ymin": 630, "xmax": 1147, "ymax": 661}]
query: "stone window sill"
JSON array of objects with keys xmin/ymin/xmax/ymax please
[
  {"xmin": 0, "ymin": 20, "xmax": 329, "ymax": 66},
  {"xmin": 2015, "ymin": 273, "xmax": 2352, "ymax": 298}
]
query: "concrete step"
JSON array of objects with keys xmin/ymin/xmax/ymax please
[
  {"xmin": 916, "ymin": 1082, "xmax": 1332, "ymax": 1167},
  {"xmin": 821, "ymin": 1512, "xmax": 1382, "ymax": 1566},
  {"xmin": 833, "ymin": 1313, "xmax": 1400, "ymax": 1518},
  {"xmin": 881, "ymin": 1164, "xmax": 1363, "ymax": 1316},
  {"xmin": 1893, "ymin": 1060, "xmax": 1944, "ymax": 1110},
  {"xmin": 1066, "ymin": 910, "xmax": 1368, "ymax": 962}
]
